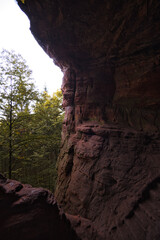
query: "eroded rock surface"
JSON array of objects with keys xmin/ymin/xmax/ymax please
[
  {"xmin": 0, "ymin": 174, "xmax": 79, "ymax": 240},
  {"xmin": 12, "ymin": 0, "xmax": 160, "ymax": 239}
]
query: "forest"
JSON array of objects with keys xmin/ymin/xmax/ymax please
[{"xmin": 0, "ymin": 49, "xmax": 64, "ymax": 191}]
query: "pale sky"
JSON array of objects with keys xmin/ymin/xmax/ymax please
[{"xmin": 0, "ymin": 0, "xmax": 63, "ymax": 95}]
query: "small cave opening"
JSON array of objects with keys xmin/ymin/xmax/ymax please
[{"xmin": 0, "ymin": 0, "xmax": 64, "ymax": 192}]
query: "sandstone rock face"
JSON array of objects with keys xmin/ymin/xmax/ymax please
[
  {"xmin": 15, "ymin": 0, "xmax": 160, "ymax": 239},
  {"xmin": 56, "ymin": 123, "xmax": 160, "ymax": 239},
  {"xmin": 0, "ymin": 174, "xmax": 79, "ymax": 240}
]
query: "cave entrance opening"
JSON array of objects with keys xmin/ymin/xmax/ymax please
[{"xmin": 0, "ymin": 0, "xmax": 63, "ymax": 192}]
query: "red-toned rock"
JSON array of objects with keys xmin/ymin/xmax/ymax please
[
  {"xmin": 0, "ymin": 174, "xmax": 79, "ymax": 240},
  {"xmin": 56, "ymin": 124, "xmax": 160, "ymax": 239},
  {"xmin": 14, "ymin": 0, "xmax": 160, "ymax": 239}
]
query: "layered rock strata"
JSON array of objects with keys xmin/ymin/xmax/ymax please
[{"xmin": 13, "ymin": 0, "xmax": 160, "ymax": 239}]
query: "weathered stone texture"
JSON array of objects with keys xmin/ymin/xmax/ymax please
[
  {"xmin": 10, "ymin": 0, "xmax": 160, "ymax": 239},
  {"xmin": 56, "ymin": 124, "xmax": 160, "ymax": 239},
  {"xmin": 0, "ymin": 174, "xmax": 79, "ymax": 240}
]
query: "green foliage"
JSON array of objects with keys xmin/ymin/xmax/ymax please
[
  {"xmin": 21, "ymin": 90, "xmax": 64, "ymax": 190},
  {"xmin": 0, "ymin": 49, "xmax": 39, "ymax": 179},
  {"xmin": 0, "ymin": 49, "xmax": 38, "ymax": 114},
  {"xmin": 20, "ymin": 0, "xmax": 25, "ymax": 4},
  {"xmin": 0, "ymin": 50, "xmax": 63, "ymax": 191}
]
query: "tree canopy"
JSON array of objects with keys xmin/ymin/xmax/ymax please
[{"xmin": 0, "ymin": 49, "xmax": 63, "ymax": 191}]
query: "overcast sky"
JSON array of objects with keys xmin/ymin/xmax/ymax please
[{"xmin": 0, "ymin": 0, "xmax": 63, "ymax": 95}]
